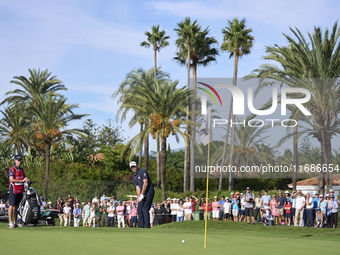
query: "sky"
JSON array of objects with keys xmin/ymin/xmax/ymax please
[{"xmin": 1, "ymin": 0, "xmax": 339, "ymax": 153}]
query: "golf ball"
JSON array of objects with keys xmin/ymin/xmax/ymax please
[{"xmin": 182, "ymin": 240, "xmax": 185, "ymax": 243}]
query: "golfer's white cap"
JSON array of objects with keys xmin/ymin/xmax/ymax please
[{"xmin": 129, "ymin": 161, "xmax": 137, "ymax": 168}]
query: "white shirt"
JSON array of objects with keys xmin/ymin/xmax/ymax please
[
  {"xmin": 240, "ymin": 198, "xmax": 245, "ymax": 210},
  {"xmin": 306, "ymin": 197, "xmax": 313, "ymax": 209},
  {"xmin": 183, "ymin": 202, "xmax": 192, "ymax": 214},
  {"xmin": 149, "ymin": 207, "xmax": 154, "ymax": 217},
  {"xmin": 0, "ymin": 204, "xmax": 5, "ymax": 209},
  {"xmin": 296, "ymin": 196, "xmax": 305, "ymax": 209},
  {"xmin": 224, "ymin": 202, "xmax": 231, "ymax": 214},
  {"xmin": 291, "ymin": 197, "xmax": 297, "ymax": 208},
  {"xmin": 125, "ymin": 205, "xmax": 131, "ymax": 215},
  {"xmin": 170, "ymin": 203, "xmax": 179, "ymax": 215},
  {"xmin": 108, "ymin": 206, "xmax": 115, "ymax": 217},
  {"xmin": 64, "ymin": 206, "xmax": 71, "ymax": 214},
  {"xmin": 265, "ymin": 209, "xmax": 273, "ymax": 221},
  {"xmin": 177, "ymin": 206, "xmax": 184, "ymax": 217},
  {"xmin": 90, "ymin": 209, "xmax": 96, "ymax": 217},
  {"xmin": 92, "ymin": 197, "xmax": 99, "ymax": 203}
]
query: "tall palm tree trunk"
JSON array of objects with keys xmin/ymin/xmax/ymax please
[
  {"xmin": 323, "ymin": 131, "xmax": 332, "ymax": 194},
  {"xmin": 139, "ymin": 123, "xmax": 143, "ymax": 167},
  {"xmin": 190, "ymin": 61, "xmax": 197, "ymax": 192},
  {"xmin": 43, "ymin": 142, "xmax": 51, "ymax": 200},
  {"xmin": 184, "ymin": 39, "xmax": 191, "ymax": 192},
  {"xmin": 161, "ymin": 136, "xmax": 167, "ymax": 201},
  {"xmin": 219, "ymin": 99, "xmax": 232, "ymax": 191},
  {"xmin": 157, "ymin": 134, "xmax": 161, "ymax": 188},
  {"xmin": 229, "ymin": 51, "xmax": 239, "ymax": 191},
  {"xmin": 144, "ymin": 125, "xmax": 149, "ymax": 171},
  {"xmin": 292, "ymin": 125, "xmax": 298, "ymax": 191}
]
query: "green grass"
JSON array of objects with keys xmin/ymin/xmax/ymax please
[{"xmin": 0, "ymin": 220, "xmax": 339, "ymax": 255}]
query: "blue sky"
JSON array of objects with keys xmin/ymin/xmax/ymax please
[{"xmin": 1, "ymin": 0, "xmax": 339, "ymax": 153}]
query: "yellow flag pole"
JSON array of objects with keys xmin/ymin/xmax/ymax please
[{"xmin": 204, "ymin": 129, "xmax": 211, "ymax": 248}]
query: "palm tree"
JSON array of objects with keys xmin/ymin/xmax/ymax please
[
  {"xmin": 0, "ymin": 104, "xmax": 30, "ymax": 155},
  {"xmin": 113, "ymin": 68, "xmax": 169, "ymax": 175},
  {"xmin": 247, "ymin": 22, "xmax": 340, "ymax": 194},
  {"xmin": 28, "ymin": 92, "xmax": 87, "ymax": 199},
  {"xmin": 1, "ymin": 68, "xmax": 66, "ymax": 106},
  {"xmin": 220, "ymin": 18, "xmax": 254, "ymax": 191},
  {"xmin": 174, "ymin": 17, "xmax": 201, "ymax": 192},
  {"xmin": 141, "ymin": 25, "xmax": 170, "ymax": 186},
  {"xmin": 121, "ymin": 77, "xmax": 197, "ymax": 200}
]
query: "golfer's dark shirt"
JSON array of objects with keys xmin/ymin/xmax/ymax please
[{"xmin": 132, "ymin": 168, "xmax": 154, "ymax": 193}]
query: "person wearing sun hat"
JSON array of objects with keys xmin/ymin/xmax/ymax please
[{"xmin": 130, "ymin": 161, "xmax": 154, "ymax": 228}]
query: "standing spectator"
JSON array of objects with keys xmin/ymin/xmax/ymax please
[
  {"xmin": 176, "ymin": 199, "xmax": 185, "ymax": 222},
  {"xmin": 89, "ymin": 204, "xmax": 96, "ymax": 227},
  {"xmin": 92, "ymin": 195, "xmax": 99, "ymax": 204},
  {"xmin": 239, "ymin": 193, "xmax": 245, "ymax": 222},
  {"xmin": 150, "ymin": 203, "xmax": 155, "ymax": 227},
  {"xmin": 305, "ymin": 193, "xmax": 314, "ymax": 227},
  {"xmin": 183, "ymin": 197, "xmax": 192, "ymax": 221},
  {"xmin": 291, "ymin": 190, "xmax": 297, "ymax": 226},
  {"xmin": 284, "ymin": 199, "xmax": 292, "ymax": 226},
  {"xmin": 73, "ymin": 197, "xmax": 80, "ymax": 208},
  {"xmin": 116, "ymin": 201, "xmax": 125, "ymax": 228},
  {"xmin": 73, "ymin": 203, "xmax": 81, "ymax": 227},
  {"xmin": 223, "ymin": 198, "xmax": 231, "ymax": 221},
  {"xmin": 295, "ymin": 190, "xmax": 306, "ymax": 227},
  {"xmin": 254, "ymin": 192, "xmax": 262, "ymax": 223},
  {"xmin": 318, "ymin": 195, "xmax": 327, "ymax": 217},
  {"xmin": 212, "ymin": 196, "xmax": 220, "ymax": 221},
  {"xmin": 0, "ymin": 199, "xmax": 5, "ymax": 215},
  {"xmin": 200, "ymin": 198, "xmax": 212, "ymax": 220},
  {"xmin": 329, "ymin": 195, "xmax": 338, "ymax": 228},
  {"xmin": 312, "ymin": 193, "xmax": 320, "ymax": 223},
  {"xmin": 101, "ymin": 204, "xmax": 108, "ymax": 227},
  {"xmin": 261, "ymin": 189, "xmax": 271, "ymax": 206},
  {"xmin": 55, "ymin": 200, "xmax": 64, "ymax": 226},
  {"xmin": 67, "ymin": 193, "xmax": 74, "ymax": 221},
  {"xmin": 218, "ymin": 195, "xmax": 226, "ymax": 220},
  {"xmin": 124, "ymin": 201, "xmax": 131, "ymax": 227},
  {"xmin": 326, "ymin": 194, "xmax": 331, "ymax": 228},
  {"xmin": 270, "ymin": 195, "xmax": 278, "ymax": 225},
  {"xmin": 83, "ymin": 201, "xmax": 91, "ymax": 227},
  {"xmin": 244, "ymin": 187, "xmax": 255, "ymax": 224},
  {"xmin": 232, "ymin": 195, "xmax": 239, "ymax": 222},
  {"xmin": 100, "ymin": 193, "xmax": 108, "ymax": 202},
  {"xmin": 190, "ymin": 195, "xmax": 198, "ymax": 216},
  {"xmin": 170, "ymin": 198, "xmax": 178, "ymax": 222},
  {"xmin": 95, "ymin": 203, "xmax": 102, "ymax": 227},
  {"xmin": 229, "ymin": 193, "xmax": 234, "ymax": 220},
  {"xmin": 314, "ymin": 208, "xmax": 324, "ymax": 228},
  {"xmin": 276, "ymin": 190, "xmax": 286, "ymax": 225},
  {"xmin": 329, "ymin": 189, "xmax": 339, "ymax": 204},
  {"xmin": 130, "ymin": 202, "xmax": 138, "ymax": 228},
  {"xmin": 154, "ymin": 203, "xmax": 166, "ymax": 225},
  {"xmin": 107, "ymin": 201, "xmax": 115, "ymax": 227},
  {"xmin": 63, "ymin": 202, "xmax": 71, "ymax": 227},
  {"xmin": 164, "ymin": 200, "xmax": 171, "ymax": 223},
  {"xmin": 108, "ymin": 195, "xmax": 117, "ymax": 208},
  {"xmin": 199, "ymin": 197, "xmax": 205, "ymax": 220},
  {"xmin": 40, "ymin": 197, "xmax": 46, "ymax": 212}
]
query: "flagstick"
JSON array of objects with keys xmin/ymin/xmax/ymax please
[{"xmin": 204, "ymin": 129, "xmax": 211, "ymax": 248}]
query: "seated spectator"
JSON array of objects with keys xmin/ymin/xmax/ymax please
[
  {"xmin": 63, "ymin": 202, "xmax": 71, "ymax": 227},
  {"xmin": 130, "ymin": 202, "xmax": 138, "ymax": 228},
  {"xmin": 116, "ymin": 201, "xmax": 125, "ymax": 228},
  {"xmin": 315, "ymin": 208, "xmax": 324, "ymax": 228},
  {"xmin": 73, "ymin": 203, "xmax": 81, "ymax": 227},
  {"xmin": 40, "ymin": 197, "xmax": 46, "ymax": 212},
  {"xmin": 262, "ymin": 206, "xmax": 274, "ymax": 226},
  {"xmin": 107, "ymin": 201, "xmax": 115, "ymax": 227}
]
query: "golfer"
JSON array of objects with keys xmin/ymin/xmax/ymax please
[
  {"xmin": 130, "ymin": 161, "xmax": 154, "ymax": 228},
  {"xmin": 8, "ymin": 155, "xmax": 29, "ymax": 228}
]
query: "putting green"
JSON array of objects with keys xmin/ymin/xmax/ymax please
[{"xmin": 0, "ymin": 221, "xmax": 338, "ymax": 255}]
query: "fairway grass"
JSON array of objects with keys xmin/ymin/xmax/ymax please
[{"xmin": 0, "ymin": 220, "xmax": 339, "ymax": 255}]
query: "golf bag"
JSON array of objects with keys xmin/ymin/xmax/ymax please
[{"xmin": 19, "ymin": 181, "xmax": 41, "ymax": 225}]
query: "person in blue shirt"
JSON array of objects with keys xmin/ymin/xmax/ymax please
[
  {"xmin": 40, "ymin": 197, "xmax": 46, "ymax": 212},
  {"xmin": 130, "ymin": 161, "xmax": 154, "ymax": 228},
  {"xmin": 261, "ymin": 189, "xmax": 271, "ymax": 206},
  {"xmin": 218, "ymin": 195, "xmax": 226, "ymax": 220},
  {"xmin": 232, "ymin": 195, "xmax": 239, "ymax": 222}
]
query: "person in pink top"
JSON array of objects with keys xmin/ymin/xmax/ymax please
[
  {"xmin": 270, "ymin": 194, "xmax": 278, "ymax": 225},
  {"xmin": 212, "ymin": 196, "xmax": 220, "ymax": 221},
  {"xmin": 116, "ymin": 201, "xmax": 125, "ymax": 228},
  {"xmin": 130, "ymin": 202, "xmax": 138, "ymax": 228}
]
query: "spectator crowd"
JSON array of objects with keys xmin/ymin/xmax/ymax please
[{"xmin": 1, "ymin": 188, "xmax": 338, "ymax": 228}]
